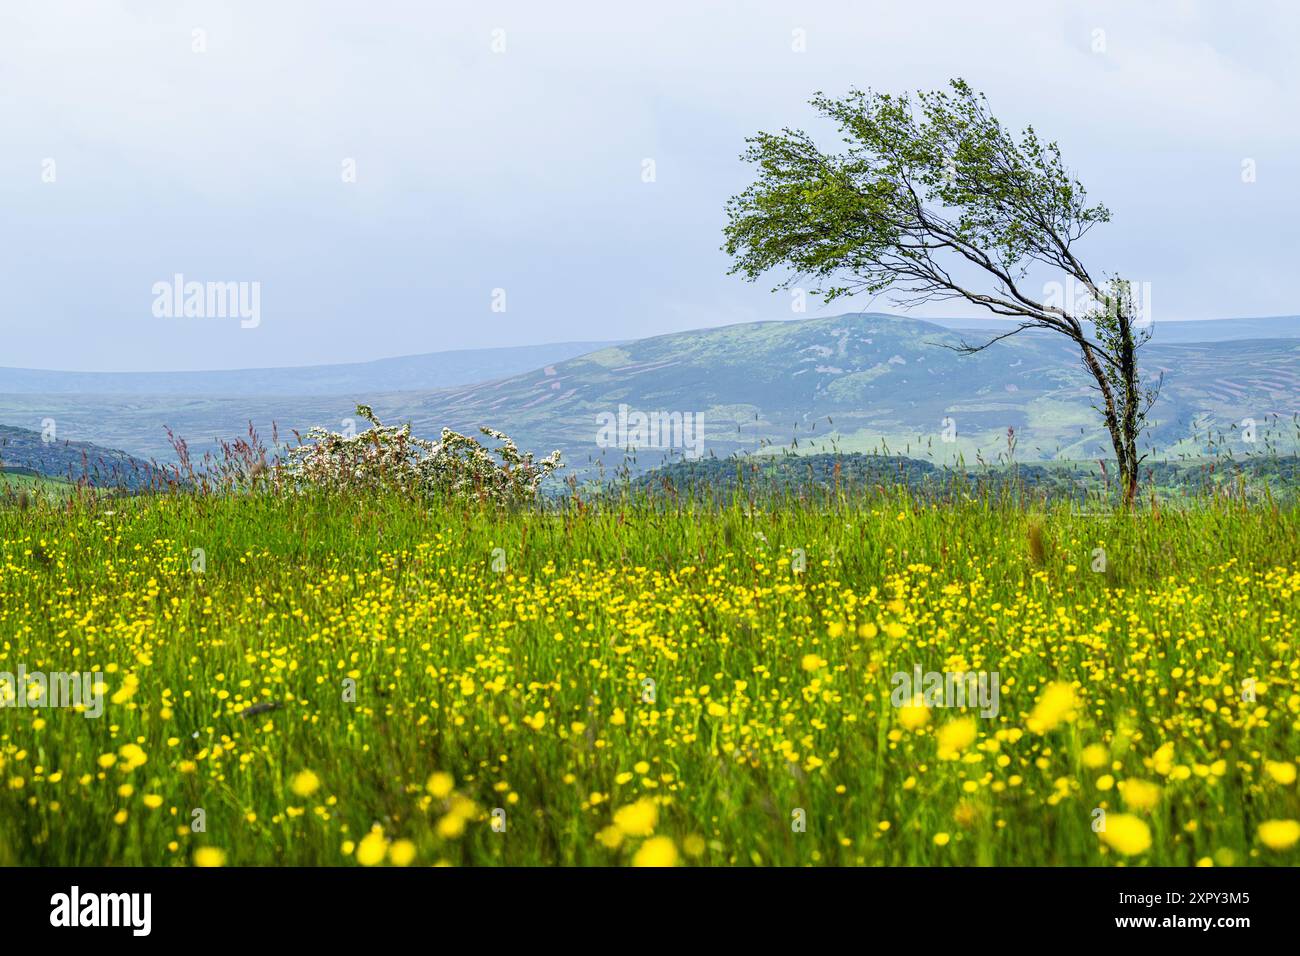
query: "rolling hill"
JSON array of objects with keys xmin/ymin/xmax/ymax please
[
  {"xmin": 925, "ymin": 314, "xmax": 1300, "ymax": 344},
  {"xmin": 0, "ymin": 340, "xmax": 617, "ymax": 396},
  {"xmin": 382, "ymin": 314, "xmax": 1299, "ymax": 475},
  {"xmin": 2, "ymin": 314, "xmax": 1296, "ymax": 479}
]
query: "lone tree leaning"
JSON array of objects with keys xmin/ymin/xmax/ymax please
[{"xmin": 723, "ymin": 79, "xmax": 1157, "ymax": 506}]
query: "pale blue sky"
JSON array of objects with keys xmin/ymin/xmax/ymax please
[{"xmin": 2, "ymin": 0, "xmax": 1298, "ymax": 371}]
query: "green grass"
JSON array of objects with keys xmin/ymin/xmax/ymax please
[
  {"xmin": 0, "ymin": 488, "xmax": 1296, "ymax": 866},
  {"xmin": 0, "ymin": 471, "xmax": 73, "ymax": 507},
  {"xmin": 0, "ymin": 471, "xmax": 68, "ymax": 492}
]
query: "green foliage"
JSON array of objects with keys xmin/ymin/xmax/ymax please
[{"xmin": 724, "ymin": 79, "xmax": 1108, "ymax": 304}]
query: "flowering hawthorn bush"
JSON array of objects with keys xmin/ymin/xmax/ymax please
[{"xmin": 278, "ymin": 404, "xmax": 562, "ymax": 504}]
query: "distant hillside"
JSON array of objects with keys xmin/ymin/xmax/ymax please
[
  {"xmin": 0, "ymin": 340, "xmax": 617, "ymax": 396},
  {"xmin": 3, "ymin": 314, "xmax": 1296, "ymax": 474},
  {"xmin": 368, "ymin": 313, "xmax": 1299, "ymax": 477},
  {"xmin": 0, "ymin": 425, "xmax": 156, "ymax": 489},
  {"xmin": 925, "ymin": 314, "xmax": 1300, "ymax": 344}
]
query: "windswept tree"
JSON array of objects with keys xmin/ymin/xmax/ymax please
[{"xmin": 723, "ymin": 79, "xmax": 1157, "ymax": 505}]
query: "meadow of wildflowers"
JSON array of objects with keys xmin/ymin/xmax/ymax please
[{"xmin": 0, "ymin": 488, "xmax": 1296, "ymax": 867}]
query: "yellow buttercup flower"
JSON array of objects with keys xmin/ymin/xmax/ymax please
[
  {"xmin": 426, "ymin": 772, "xmax": 454, "ymax": 798},
  {"xmin": 1099, "ymin": 814, "xmax": 1151, "ymax": 856},
  {"xmin": 898, "ymin": 695, "xmax": 930, "ymax": 731},
  {"xmin": 290, "ymin": 770, "xmax": 321, "ymax": 798},
  {"xmin": 193, "ymin": 847, "xmax": 227, "ymax": 868},
  {"xmin": 118, "ymin": 743, "xmax": 147, "ymax": 771},
  {"xmin": 936, "ymin": 717, "xmax": 977, "ymax": 760},
  {"xmin": 801, "ymin": 654, "xmax": 827, "ymax": 672},
  {"xmin": 1081, "ymin": 744, "xmax": 1108, "ymax": 769},
  {"xmin": 1119, "ymin": 778, "xmax": 1161, "ymax": 812},
  {"xmin": 356, "ymin": 829, "xmax": 388, "ymax": 865},
  {"xmin": 1257, "ymin": 819, "xmax": 1300, "ymax": 851},
  {"xmin": 437, "ymin": 813, "xmax": 467, "ymax": 839},
  {"xmin": 1027, "ymin": 682, "xmax": 1077, "ymax": 734},
  {"xmin": 388, "ymin": 839, "xmax": 417, "ymax": 866},
  {"xmin": 612, "ymin": 799, "xmax": 658, "ymax": 837},
  {"xmin": 1264, "ymin": 761, "xmax": 1297, "ymax": 785},
  {"xmin": 632, "ymin": 836, "xmax": 678, "ymax": 867},
  {"xmin": 110, "ymin": 677, "xmax": 139, "ymax": 706}
]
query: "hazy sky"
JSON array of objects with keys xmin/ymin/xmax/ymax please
[{"xmin": 2, "ymin": 0, "xmax": 1298, "ymax": 371}]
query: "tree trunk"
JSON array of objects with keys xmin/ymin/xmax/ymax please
[
  {"xmin": 1106, "ymin": 410, "xmax": 1137, "ymax": 508},
  {"xmin": 1079, "ymin": 341, "xmax": 1136, "ymax": 508},
  {"xmin": 1121, "ymin": 436, "xmax": 1139, "ymax": 507},
  {"xmin": 1117, "ymin": 310, "xmax": 1142, "ymax": 508}
]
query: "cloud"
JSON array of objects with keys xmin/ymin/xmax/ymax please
[{"xmin": 0, "ymin": 0, "xmax": 1296, "ymax": 371}]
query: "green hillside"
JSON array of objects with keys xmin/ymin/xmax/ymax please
[
  {"xmin": 377, "ymin": 314, "xmax": 1300, "ymax": 477},
  {"xmin": 3, "ymin": 314, "xmax": 1297, "ymax": 475},
  {"xmin": 0, "ymin": 469, "xmax": 69, "ymax": 494}
]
